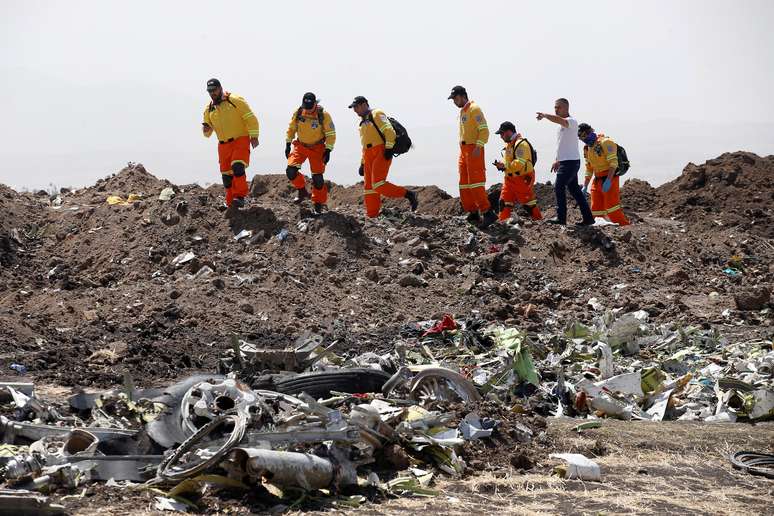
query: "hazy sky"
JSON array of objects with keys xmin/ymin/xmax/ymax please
[{"xmin": 1, "ymin": 1, "xmax": 773, "ymax": 193}]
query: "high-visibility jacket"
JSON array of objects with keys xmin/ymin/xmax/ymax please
[
  {"xmin": 504, "ymin": 137, "xmax": 535, "ymax": 177},
  {"xmin": 202, "ymin": 92, "xmax": 259, "ymax": 142},
  {"xmin": 359, "ymin": 109, "xmax": 395, "ymax": 150},
  {"xmin": 583, "ymin": 135, "xmax": 619, "ymax": 179},
  {"xmin": 285, "ymin": 106, "xmax": 336, "ymax": 150},
  {"xmin": 459, "ymin": 101, "xmax": 489, "ymax": 147}
]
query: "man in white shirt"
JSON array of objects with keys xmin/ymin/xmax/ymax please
[{"xmin": 536, "ymin": 98, "xmax": 594, "ymax": 226}]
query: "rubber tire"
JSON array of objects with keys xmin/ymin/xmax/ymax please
[{"xmin": 273, "ymin": 368, "xmax": 392, "ymax": 398}]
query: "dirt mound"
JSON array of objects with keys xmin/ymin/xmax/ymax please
[
  {"xmin": 91, "ymin": 162, "xmax": 174, "ymax": 196},
  {"xmin": 249, "ymin": 172, "xmax": 296, "ymax": 203},
  {"xmin": 654, "ymin": 151, "xmax": 774, "ymax": 237},
  {"xmin": 1, "ymin": 153, "xmax": 772, "ymax": 390},
  {"xmin": 0, "ymin": 184, "xmax": 47, "ymax": 267},
  {"xmin": 621, "ymin": 178, "xmax": 657, "ymax": 213}
]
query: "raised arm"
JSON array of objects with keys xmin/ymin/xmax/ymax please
[{"xmin": 536, "ymin": 112, "xmax": 569, "ymax": 128}]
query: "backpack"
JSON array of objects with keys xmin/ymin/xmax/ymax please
[
  {"xmin": 296, "ymin": 106, "xmax": 325, "ymax": 125},
  {"xmin": 208, "ymin": 93, "xmax": 237, "ymax": 112},
  {"xmin": 615, "ymin": 145, "xmax": 630, "ymax": 176},
  {"xmin": 369, "ymin": 113, "xmax": 413, "ymax": 156},
  {"xmin": 514, "ymin": 138, "xmax": 538, "ymax": 168}
]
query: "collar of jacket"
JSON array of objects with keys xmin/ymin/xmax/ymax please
[{"xmin": 210, "ymin": 92, "xmax": 230, "ymax": 109}]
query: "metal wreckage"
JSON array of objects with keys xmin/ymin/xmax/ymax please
[{"xmin": 1, "ymin": 312, "xmax": 772, "ymax": 512}]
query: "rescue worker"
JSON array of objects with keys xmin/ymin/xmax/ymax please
[
  {"xmin": 492, "ymin": 122, "xmax": 543, "ymax": 222},
  {"xmin": 536, "ymin": 98, "xmax": 594, "ymax": 226},
  {"xmin": 448, "ymin": 85, "xmax": 497, "ymax": 227},
  {"xmin": 348, "ymin": 96, "xmax": 418, "ymax": 218},
  {"xmin": 201, "ymin": 78, "xmax": 259, "ymax": 209},
  {"xmin": 285, "ymin": 92, "xmax": 336, "ymax": 214},
  {"xmin": 578, "ymin": 123, "xmax": 630, "ymax": 225}
]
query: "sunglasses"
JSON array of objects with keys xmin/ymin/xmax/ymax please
[{"xmin": 207, "ymin": 87, "xmax": 219, "ymax": 93}]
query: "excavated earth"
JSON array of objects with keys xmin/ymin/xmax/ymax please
[{"xmin": 0, "ymin": 151, "xmax": 773, "ymax": 514}]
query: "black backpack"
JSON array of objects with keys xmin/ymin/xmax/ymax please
[
  {"xmin": 208, "ymin": 94, "xmax": 237, "ymax": 112},
  {"xmin": 514, "ymin": 138, "xmax": 538, "ymax": 168},
  {"xmin": 615, "ymin": 145, "xmax": 631, "ymax": 176},
  {"xmin": 296, "ymin": 106, "xmax": 325, "ymax": 125},
  {"xmin": 369, "ymin": 113, "xmax": 413, "ymax": 156}
]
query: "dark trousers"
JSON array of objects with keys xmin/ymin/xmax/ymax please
[{"xmin": 555, "ymin": 160, "xmax": 593, "ymax": 223}]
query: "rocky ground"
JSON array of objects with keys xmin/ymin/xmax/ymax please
[{"xmin": 0, "ymin": 151, "xmax": 772, "ymax": 513}]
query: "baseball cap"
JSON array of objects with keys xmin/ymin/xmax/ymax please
[
  {"xmin": 495, "ymin": 121, "xmax": 516, "ymax": 134},
  {"xmin": 447, "ymin": 85, "xmax": 467, "ymax": 99},
  {"xmin": 348, "ymin": 96, "xmax": 368, "ymax": 108},
  {"xmin": 206, "ymin": 78, "xmax": 221, "ymax": 92}
]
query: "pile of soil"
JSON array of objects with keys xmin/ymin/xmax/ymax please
[
  {"xmin": 653, "ymin": 151, "xmax": 774, "ymax": 237},
  {"xmin": 0, "ymin": 153, "xmax": 772, "ymax": 391},
  {"xmin": 621, "ymin": 178, "xmax": 657, "ymax": 213}
]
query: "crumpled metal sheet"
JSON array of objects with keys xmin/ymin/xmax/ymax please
[{"xmin": 0, "ymin": 489, "xmax": 65, "ymax": 515}]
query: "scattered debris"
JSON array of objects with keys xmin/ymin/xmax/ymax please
[
  {"xmin": 729, "ymin": 451, "xmax": 774, "ymax": 479},
  {"xmin": 158, "ymin": 187, "xmax": 176, "ymax": 201},
  {"xmin": 550, "ymin": 453, "xmax": 602, "ymax": 481}
]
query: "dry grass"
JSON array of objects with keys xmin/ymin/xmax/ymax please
[{"xmin": 363, "ymin": 419, "xmax": 774, "ymax": 516}]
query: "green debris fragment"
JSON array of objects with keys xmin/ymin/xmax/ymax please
[
  {"xmin": 565, "ymin": 322, "xmax": 592, "ymax": 339},
  {"xmin": 488, "ymin": 327, "xmax": 540, "ymax": 386},
  {"xmin": 641, "ymin": 367, "xmax": 667, "ymax": 394},
  {"xmin": 573, "ymin": 421, "xmax": 602, "ymax": 433},
  {"xmin": 387, "ymin": 476, "xmax": 439, "ymax": 497}
]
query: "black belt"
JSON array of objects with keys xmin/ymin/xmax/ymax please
[
  {"xmin": 298, "ymin": 139, "xmax": 325, "ymax": 148},
  {"xmin": 218, "ymin": 138, "xmax": 235, "ymax": 144}
]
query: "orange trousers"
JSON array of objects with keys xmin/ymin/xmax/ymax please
[
  {"xmin": 288, "ymin": 141, "xmax": 328, "ymax": 204},
  {"xmin": 458, "ymin": 144, "xmax": 491, "ymax": 213},
  {"xmin": 590, "ymin": 173, "xmax": 630, "ymax": 225},
  {"xmin": 217, "ymin": 136, "xmax": 250, "ymax": 206},
  {"xmin": 363, "ymin": 144, "xmax": 407, "ymax": 218},
  {"xmin": 498, "ymin": 173, "xmax": 542, "ymax": 221}
]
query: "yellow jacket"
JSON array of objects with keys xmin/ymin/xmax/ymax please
[
  {"xmin": 583, "ymin": 135, "xmax": 618, "ymax": 178},
  {"xmin": 202, "ymin": 93, "xmax": 259, "ymax": 142},
  {"xmin": 504, "ymin": 137, "xmax": 535, "ymax": 177},
  {"xmin": 459, "ymin": 101, "xmax": 489, "ymax": 147},
  {"xmin": 359, "ymin": 108, "xmax": 395, "ymax": 150},
  {"xmin": 285, "ymin": 107, "xmax": 336, "ymax": 150}
]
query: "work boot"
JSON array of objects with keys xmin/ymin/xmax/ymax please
[
  {"xmin": 480, "ymin": 210, "xmax": 498, "ymax": 228},
  {"xmin": 231, "ymin": 197, "xmax": 245, "ymax": 209},
  {"xmin": 313, "ymin": 202, "xmax": 325, "ymax": 215},
  {"xmin": 405, "ymin": 190, "xmax": 418, "ymax": 212},
  {"xmin": 293, "ymin": 188, "xmax": 309, "ymax": 204},
  {"xmin": 546, "ymin": 218, "xmax": 565, "ymax": 225},
  {"xmin": 466, "ymin": 211, "xmax": 481, "ymax": 224},
  {"xmin": 575, "ymin": 218, "xmax": 595, "ymax": 227}
]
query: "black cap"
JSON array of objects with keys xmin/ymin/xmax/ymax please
[
  {"xmin": 302, "ymin": 92, "xmax": 317, "ymax": 108},
  {"xmin": 495, "ymin": 121, "xmax": 516, "ymax": 135},
  {"xmin": 448, "ymin": 85, "xmax": 467, "ymax": 99},
  {"xmin": 206, "ymin": 78, "xmax": 221, "ymax": 91},
  {"xmin": 348, "ymin": 96, "xmax": 368, "ymax": 108}
]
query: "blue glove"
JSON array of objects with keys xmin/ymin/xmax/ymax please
[
  {"xmin": 582, "ymin": 184, "xmax": 589, "ymax": 196},
  {"xmin": 602, "ymin": 176, "xmax": 612, "ymax": 193}
]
